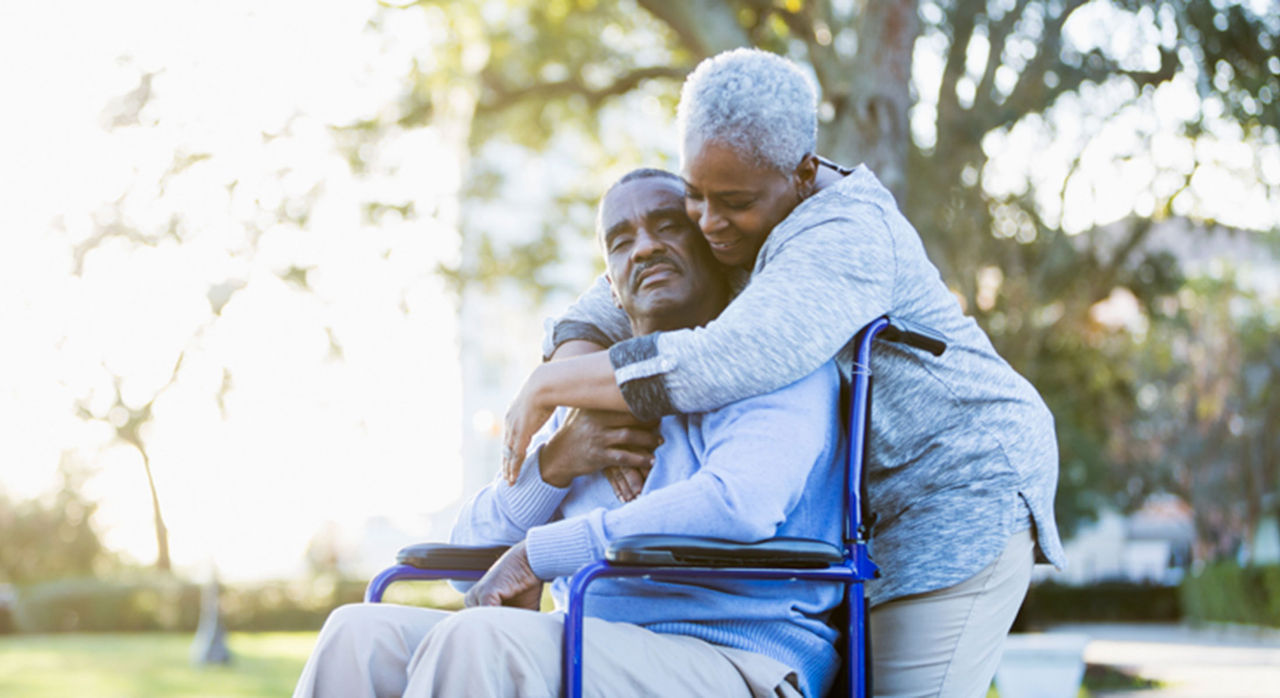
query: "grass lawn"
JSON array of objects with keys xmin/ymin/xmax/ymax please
[{"xmin": 0, "ymin": 631, "xmax": 318, "ymax": 697}]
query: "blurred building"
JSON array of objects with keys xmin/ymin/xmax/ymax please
[{"xmin": 1038, "ymin": 495, "xmax": 1195, "ymax": 586}]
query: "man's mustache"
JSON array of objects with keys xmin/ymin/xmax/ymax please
[{"xmin": 630, "ymin": 256, "xmax": 680, "ymax": 291}]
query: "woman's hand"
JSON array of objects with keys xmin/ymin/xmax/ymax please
[
  {"xmin": 502, "ymin": 366, "xmax": 555, "ymax": 484},
  {"xmin": 501, "ymin": 351, "xmax": 633, "ymax": 484},
  {"xmin": 540, "ymin": 408, "xmax": 660, "ymax": 499}
]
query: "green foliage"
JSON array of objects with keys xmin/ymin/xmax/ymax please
[
  {"xmin": 10, "ymin": 576, "xmax": 462, "ymax": 634},
  {"xmin": 1012, "ymin": 581, "xmax": 1182, "ymax": 631},
  {"xmin": 13, "ymin": 578, "xmax": 201, "ymax": 634},
  {"xmin": 1180, "ymin": 562, "xmax": 1280, "ymax": 627},
  {"xmin": 0, "ymin": 462, "xmax": 117, "ymax": 585},
  {"xmin": 1117, "ymin": 274, "xmax": 1280, "ymax": 558}
]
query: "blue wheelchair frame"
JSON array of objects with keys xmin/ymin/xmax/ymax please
[{"xmin": 365, "ymin": 316, "xmax": 945, "ymax": 698}]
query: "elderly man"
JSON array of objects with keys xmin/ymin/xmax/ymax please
[{"xmin": 293, "ymin": 168, "xmax": 845, "ymax": 697}]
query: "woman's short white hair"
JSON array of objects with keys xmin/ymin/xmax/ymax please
[{"xmin": 677, "ymin": 48, "xmax": 818, "ymax": 174}]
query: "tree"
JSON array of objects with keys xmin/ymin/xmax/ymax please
[
  {"xmin": 0, "ymin": 456, "xmax": 117, "ymax": 584},
  {"xmin": 1115, "ymin": 272, "xmax": 1280, "ymax": 561},
  {"xmin": 368, "ymin": 0, "xmax": 1278, "ymax": 537}
]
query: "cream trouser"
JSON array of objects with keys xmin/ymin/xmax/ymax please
[
  {"xmin": 293, "ymin": 529, "xmax": 1031, "ymax": 698},
  {"xmin": 292, "ymin": 603, "xmax": 802, "ymax": 698},
  {"xmin": 870, "ymin": 528, "xmax": 1034, "ymax": 697}
]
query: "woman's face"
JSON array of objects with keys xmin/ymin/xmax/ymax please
[{"xmin": 682, "ymin": 141, "xmax": 808, "ymax": 268}]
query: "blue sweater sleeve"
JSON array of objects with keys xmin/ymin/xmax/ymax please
[
  {"xmin": 524, "ymin": 364, "xmax": 841, "ymax": 579},
  {"xmin": 450, "ymin": 409, "xmax": 571, "ymax": 547}
]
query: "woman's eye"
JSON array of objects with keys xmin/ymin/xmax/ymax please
[
  {"xmin": 684, "ymin": 190, "xmax": 703, "ymax": 201},
  {"xmin": 726, "ymin": 199, "xmax": 754, "ymax": 210}
]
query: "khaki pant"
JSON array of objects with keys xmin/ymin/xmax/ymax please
[
  {"xmin": 870, "ymin": 529, "xmax": 1034, "ymax": 698},
  {"xmin": 292, "ymin": 603, "xmax": 801, "ymax": 698},
  {"xmin": 294, "ymin": 530, "xmax": 1031, "ymax": 698}
]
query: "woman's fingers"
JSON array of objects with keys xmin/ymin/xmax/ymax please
[
  {"xmin": 604, "ymin": 464, "xmax": 652, "ymax": 502},
  {"xmin": 604, "ymin": 467, "xmax": 632, "ymax": 501},
  {"xmin": 502, "ymin": 404, "xmax": 540, "ymax": 484}
]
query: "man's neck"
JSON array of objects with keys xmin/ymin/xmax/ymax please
[{"xmin": 629, "ymin": 296, "xmax": 726, "ymax": 337}]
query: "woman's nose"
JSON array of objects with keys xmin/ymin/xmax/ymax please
[{"xmin": 696, "ymin": 202, "xmax": 723, "ymax": 234}]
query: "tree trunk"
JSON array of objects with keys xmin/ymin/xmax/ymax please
[
  {"xmin": 819, "ymin": 0, "xmax": 919, "ymax": 205},
  {"xmin": 139, "ymin": 447, "xmax": 171, "ymax": 572}
]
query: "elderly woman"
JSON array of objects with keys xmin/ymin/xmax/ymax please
[{"xmin": 503, "ymin": 49, "xmax": 1065, "ymax": 697}]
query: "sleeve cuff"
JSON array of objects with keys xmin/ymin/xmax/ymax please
[
  {"xmin": 609, "ymin": 335, "xmax": 677, "ymax": 421},
  {"xmin": 525, "ymin": 516, "xmax": 600, "ymax": 580},
  {"xmin": 496, "ymin": 446, "xmax": 570, "ymax": 528},
  {"xmin": 543, "ymin": 320, "xmax": 616, "ymax": 361}
]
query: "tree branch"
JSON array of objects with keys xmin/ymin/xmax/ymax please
[
  {"xmin": 475, "ymin": 65, "xmax": 689, "ymax": 116},
  {"xmin": 973, "ymin": 0, "xmax": 1032, "ymax": 115},
  {"xmin": 935, "ymin": 0, "xmax": 984, "ymax": 147},
  {"xmin": 636, "ymin": 0, "xmax": 751, "ymax": 58}
]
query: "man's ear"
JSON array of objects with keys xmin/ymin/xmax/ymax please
[
  {"xmin": 793, "ymin": 153, "xmax": 820, "ymax": 199},
  {"xmin": 606, "ymin": 274, "xmax": 623, "ymax": 309}
]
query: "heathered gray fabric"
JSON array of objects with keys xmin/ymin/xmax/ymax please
[{"xmin": 545, "ymin": 166, "xmax": 1066, "ymax": 604}]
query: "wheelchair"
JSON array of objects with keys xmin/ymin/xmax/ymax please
[{"xmin": 366, "ymin": 316, "xmax": 946, "ymax": 698}]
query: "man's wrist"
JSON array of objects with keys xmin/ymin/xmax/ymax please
[{"xmin": 538, "ymin": 432, "xmax": 573, "ymax": 488}]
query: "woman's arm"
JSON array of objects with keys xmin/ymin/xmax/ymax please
[
  {"xmin": 541, "ymin": 274, "xmax": 632, "ymax": 359},
  {"xmin": 503, "ymin": 195, "xmax": 900, "ymax": 474},
  {"xmin": 610, "ymin": 202, "xmax": 897, "ymax": 420},
  {"xmin": 501, "ymin": 351, "xmax": 628, "ymax": 482}
]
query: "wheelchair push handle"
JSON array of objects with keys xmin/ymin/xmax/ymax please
[{"xmin": 880, "ymin": 317, "xmax": 947, "ymax": 356}]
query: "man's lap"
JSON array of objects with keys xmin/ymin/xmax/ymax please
[{"xmin": 298, "ymin": 603, "xmax": 800, "ymax": 698}]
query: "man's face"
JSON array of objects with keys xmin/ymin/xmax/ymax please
[{"xmin": 600, "ymin": 177, "xmax": 721, "ymax": 328}]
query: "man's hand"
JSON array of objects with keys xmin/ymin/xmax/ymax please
[
  {"xmin": 539, "ymin": 408, "xmax": 660, "ymax": 499},
  {"xmin": 464, "ymin": 541, "xmax": 542, "ymax": 610}
]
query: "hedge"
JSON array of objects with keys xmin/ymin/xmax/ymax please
[
  {"xmin": 1180, "ymin": 562, "xmax": 1280, "ymax": 627},
  {"xmin": 9, "ymin": 577, "xmax": 421, "ymax": 633},
  {"xmin": 1012, "ymin": 581, "xmax": 1182, "ymax": 631}
]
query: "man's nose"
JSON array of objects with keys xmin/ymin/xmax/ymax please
[{"xmin": 630, "ymin": 227, "xmax": 665, "ymax": 259}]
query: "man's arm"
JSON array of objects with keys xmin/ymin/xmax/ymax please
[
  {"xmin": 450, "ymin": 411, "xmax": 571, "ymax": 548},
  {"xmin": 523, "ymin": 363, "xmax": 841, "ymax": 580}
]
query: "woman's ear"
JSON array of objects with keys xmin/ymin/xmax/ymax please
[{"xmin": 793, "ymin": 153, "xmax": 820, "ymax": 199}]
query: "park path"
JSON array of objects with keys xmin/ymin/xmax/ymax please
[{"xmin": 1047, "ymin": 622, "xmax": 1280, "ymax": 697}]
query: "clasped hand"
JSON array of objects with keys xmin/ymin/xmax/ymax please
[{"xmin": 538, "ymin": 408, "xmax": 661, "ymax": 502}]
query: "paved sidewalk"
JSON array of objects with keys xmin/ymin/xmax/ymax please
[{"xmin": 1044, "ymin": 623, "xmax": 1280, "ymax": 697}]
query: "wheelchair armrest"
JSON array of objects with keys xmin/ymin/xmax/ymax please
[
  {"xmin": 882, "ymin": 317, "xmax": 947, "ymax": 356},
  {"xmin": 605, "ymin": 534, "xmax": 842, "ymax": 569},
  {"xmin": 396, "ymin": 543, "xmax": 509, "ymax": 570}
]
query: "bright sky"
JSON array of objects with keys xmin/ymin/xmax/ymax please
[{"xmin": 0, "ymin": 0, "xmax": 465, "ymax": 580}]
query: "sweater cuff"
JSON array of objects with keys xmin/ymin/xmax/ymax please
[
  {"xmin": 608, "ymin": 335, "xmax": 677, "ymax": 421},
  {"xmin": 525, "ymin": 516, "xmax": 599, "ymax": 580},
  {"xmin": 496, "ymin": 446, "xmax": 570, "ymax": 529},
  {"xmin": 543, "ymin": 320, "xmax": 615, "ymax": 361}
]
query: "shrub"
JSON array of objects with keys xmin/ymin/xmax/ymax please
[
  {"xmin": 1179, "ymin": 562, "xmax": 1280, "ymax": 627},
  {"xmin": 1012, "ymin": 581, "xmax": 1181, "ymax": 631},
  {"xmin": 11, "ymin": 576, "xmax": 456, "ymax": 633}
]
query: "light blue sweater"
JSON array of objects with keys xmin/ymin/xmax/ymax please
[{"xmin": 452, "ymin": 362, "xmax": 845, "ymax": 697}]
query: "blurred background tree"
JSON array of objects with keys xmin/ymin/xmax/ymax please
[
  {"xmin": 0, "ymin": 456, "xmax": 118, "ymax": 585},
  {"xmin": 358, "ymin": 0, "xmax": 1279, "ymax": 544}
]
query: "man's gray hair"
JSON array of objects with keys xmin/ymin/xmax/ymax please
[{"xmin": 677, "ymin": 48, "xmax": 818, "ymax": 174}]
